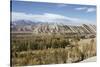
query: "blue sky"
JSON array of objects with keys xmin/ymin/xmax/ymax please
[{"xmin": 11, "ymin": 1, "xmax": 96, "ymax": 24}]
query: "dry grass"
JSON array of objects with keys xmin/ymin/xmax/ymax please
[{"xmin": 11, "ymin": 35, "xmax": 96, "ymax": 66}]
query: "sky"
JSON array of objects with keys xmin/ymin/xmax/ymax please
[{"xmin": 11, "ymin": 0, "xmax": 96, "ymax": 24}]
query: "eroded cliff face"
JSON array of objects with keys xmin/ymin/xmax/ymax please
[
  {"xmin": 33, "ymin": 24, "xmax": 96, "ymax": 34},
  {"xmin": 11, "ymin": 22, "xmax": 96, "ymax": 34}
]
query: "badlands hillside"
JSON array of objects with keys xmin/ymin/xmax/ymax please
[{"xmin": 11, "ymin": 20, "xmax": 96, "ymax": 38}]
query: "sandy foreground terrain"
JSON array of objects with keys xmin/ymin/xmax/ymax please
[{"xmin": 80, "ymin": 56, "xmax": 96, "ymax": 62}]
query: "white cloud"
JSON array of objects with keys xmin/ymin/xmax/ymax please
[
  {"xmin": 12, "ymin": 12, "xmax": 94, "ymax": 24},
  {"xmin": 75, "ymin": 7, "xmax": 87, "ymax": 10},
  {"xmin": 12, "ymin": 12, "xmax": 34, "ymax": 21},
  {"xmin": 75, "ymin": 7, "xmax": 96, "ymax": 13},
  {"xmin": 12, "ymin": 12, "xmax": 68, "ymax": 22},
  {"xmin": 87, "ymin": 8, "xmax": 96, "ymax": 12},
  {"xmin": 56, "ymin": 4, "xmax": 67, "ymax": 7}
]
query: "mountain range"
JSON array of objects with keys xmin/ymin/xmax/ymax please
[{"xmin": 11, "ymin": 20, "xmax": 96, "ymax": 35}]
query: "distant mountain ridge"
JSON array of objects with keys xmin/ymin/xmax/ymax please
[
  {"xmin": 11, "ymin": 20, "xmax": 96, "ymax": 35},
  {"xmin": 11, "ymin": 20, "xmax": 40, "ymax": 26}
]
